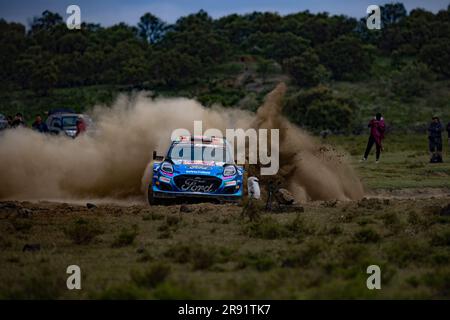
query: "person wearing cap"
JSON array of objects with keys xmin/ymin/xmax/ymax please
[
  {"xmin": 362, "ymin": 113, "xmax": 385, "ymax": 163},
  {"xmin": 428, "ymin": 116, "xmax": 443, "ymax": 162}
]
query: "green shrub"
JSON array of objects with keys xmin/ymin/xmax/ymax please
[
  {"xmin": 131, "ymin": 263, "xmax": 171, "ymax": 289},
  {"xmin": 391, "ymin": 62, "xmax": 435, "ymax": 100},
  {"xmin": 284, "ymin": 85, "xmax": 358, "ymax": 133},
  {"xmin": 238, "ymin": 252, "xmax": 276, "ymax": 271},
  {"xmin": 430, "ymin": 231, "xmax": 450, "ymax": 247},
  {"xmin": 353, "ymin": 228, "xmax": 381, "ymax": 243},
  {"xmin": 64, "ymin": 218, "xmax": 103, "ymax": 245},
  {"xmin": 282, "ymin": 240, "xmax": 322, "ymax": 268},
  {"xmin": 112, "ymin": 225, "xmax": 138, "ymax": 247},
  {"xmin": 164, "ymin": 243, "xmax": 224, "ymax": 270},
  {"xmin": 245, "ymin": 216, "xmax": 286, "ymax": 240}
]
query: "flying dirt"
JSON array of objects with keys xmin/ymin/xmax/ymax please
[{"xmin": 0, "ymin": 84, "xmax": 363, "ymax": 201}]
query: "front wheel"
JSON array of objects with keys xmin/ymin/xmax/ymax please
[{"xmin": 147, "ymin": 186, "xmax": 161, "ymax": 206}]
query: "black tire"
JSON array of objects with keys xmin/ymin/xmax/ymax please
[{"xmin": 147, "ymin": 186, "xmax": 160, "ymax": 206}]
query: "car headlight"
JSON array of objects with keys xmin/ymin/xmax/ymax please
[
  {"xmin": 161, "ymin": 161, "xmax": 174, "ymax": 174},
  {"xmin": 223, "ymin": 165, "xmax": 236, "ymax": 177}
]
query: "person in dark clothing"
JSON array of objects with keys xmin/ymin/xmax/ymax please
[
  {"xmin": 428, "ymin": 116, "xmax": 443, "ymax": 162},
  {"xmin": 11, "ymin": 113, "xmax": 26, "ymax": 128},
  {"xmin": 32, "ymin": 115, "xmax": 49, "ymax": 133},
  {"xmin": 362, "ymin": 113, "xmax": 385, "ymax": 163}
]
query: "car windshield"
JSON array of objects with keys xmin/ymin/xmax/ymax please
[
  {"xmin": 62, "ymin": 116, "xmax": 78, "ymax": 127},
  {"xmin": 169, "ymin": 143, "xmax": 231, "ymax": 162}
]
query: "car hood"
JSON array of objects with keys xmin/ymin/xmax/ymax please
[{"xmin": 172, "ymin": 159, "xmax": 226, "ymax": 176}]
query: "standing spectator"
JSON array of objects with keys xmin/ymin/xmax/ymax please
[
  {"xmin": 32, "ymin": 115, "xmax": 49, "ymax": 133},
  {"xmin": 428, "ymin": 116, "xmax": 443, "ymax": 163},
  {"xmin": 11, "ymin": 113, "xmax": 26, "ymax": 128},
  {"xmin": 75, "ymin": 116, "xmax": 87, "ymax": 137},
  {"xmin": 362, "ymin": 113, "xmax": 385, "ymax": 163}
]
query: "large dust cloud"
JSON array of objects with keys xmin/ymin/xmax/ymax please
[{"xmin": 0, "ymin": 85, "xmax": 363, "ymax": 201}]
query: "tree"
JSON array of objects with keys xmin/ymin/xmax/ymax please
[
  {"xmin": 138, "ymin": 13, "xmax": 166, "ymax": 43},
  {"xmin": 256, "ymin": 59, "xmax": 272, "ymax": 84},
  {"xmin": 381, "ymin": 3, "xmax": 407, "ymax": 27},
  {"xmin": 391, "ymin": 62, "xmax": 435, "ymax": 100},
  {"xmin": 31, "ymin": 59, "xmax": 59, "ymax": 95},
  {"xmin": 419, "ymin": 41, "xmax": 450, "ymax": 78},
  {"xmin": 284, "ymin": 85, "xmax": 358, "ymax": 133},
  {"xmin": 31, "ymin": 10, "xmax": 63, "ymax": 33},
  {"xmin": 283, "ymin": 49, "xmax": 330, "ymax": 87},
  {"xmin": 246, "ymin": 32, "xmax": 309, "ymax": 62},
  {"xmin": 319, "ymin": 35, "xmax": 372, "ymax": 81},
  {"xmin": 150, "ymin": 50, "xmax": 201, "ymax": 87}
]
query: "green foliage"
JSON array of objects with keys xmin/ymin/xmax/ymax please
[
  {"xmin": 138, "ymin": 13, "xmax": 166, "ymax": 43},
  {"xmin": 284, "ymin": 85, "xmax": 358, "ymax": 133},
  {"xmin": 131, "ymin": 262, "xmax": 171, "ymax": 288},
  {"xmin": 283, "ymin": 49, "xmax": 330, "ymax": 87},
  {"xmin": 391, "ymin": 62, "xmax": 435, "ymax": 100},
  {"xmin": 164, "ymin": 242, "xmax": 227, "ymax": 270},
  {"xmin": 353, "ymin": 228, "xmax": 381, "ymax": 243},
  {"xmin": 238, "ymin": 252, "xmax": 276, "ymax": 271},
  {"xmin": 64, "ymin": 218, "xmax": 103, "ymax": 245},
  {"xmin": 319, "ymin": 35, "xmax": 372, "ymax": 81},
  {"xmin": 419, "ymin": 41, "xmax": 450, "ymax": 78},
  {"xmin": 112, "ymin": 225, "xmax": 138, "ymax": 247}
]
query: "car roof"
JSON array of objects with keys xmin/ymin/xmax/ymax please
[
  {"xmin": 48, "ymin": 108, "xmax": 76, "ymax": 115},
  {"xmin": 49, "ymin": 113, "xmax": 80, "ymax": 118}
]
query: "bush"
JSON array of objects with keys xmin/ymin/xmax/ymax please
[
  {"xmin": 353, "ymin": 228, "xmax": 381, "ymax": 243},
  {"xmin": 283, "ymin": 49, "xmax": 330, "ymax": 87},
  {"xmin": 131, "ymin": 263, "xmax": 171, "ymax": 289},
  {"xmin": 238, "ymin": 252, "xmax": 276, "ymax": 271},
  {"xmin": 245, "ymin": 216, "xmax": 286, "ymax": 239},
  {"xmin": 318, "ymin": 35, "xmax": 372, "ymax": 81},
  {"xmin": 282, "ymin": 240, "xmax": 322, "ymax": 267},
  {"xmin": 391, "ymin": 62, "xmax": 435, "ymax": 100},
  {"xmin": 164, "ymin": 243, "xmax": 220, "ymax": 270},
  {"xmin": 284, "ymin": 85, "xmax": 358, "ymax": 133},
  {"xmin": 112, "ymin": 225, "xmax": 138, "ymax": 247},
  {"xmin": 430, "ymin": 231, "xmax": 450, "ymax": 247},
  {"xmin": 64, "ymin": 218, "xmax": 103, "ymax": 245}
]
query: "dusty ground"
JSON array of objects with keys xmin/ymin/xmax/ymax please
[
  {"xmin": 1, "ymin": 188, "xmax": 450, "ymax": 299},
  {"xmin": 1, "ymin": 135, "xmax": 449, "ymax": 299}
]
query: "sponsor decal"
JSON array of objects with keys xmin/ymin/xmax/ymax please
[{"xmin": 180, "ymin": 178, "xmax": 215, "ymax": 193}]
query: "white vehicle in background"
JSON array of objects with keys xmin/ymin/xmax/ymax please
[{"xmin": 46, "ymin": 109, "xmax": 95, "ymax": 138}]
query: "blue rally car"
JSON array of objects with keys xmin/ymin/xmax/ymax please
[{"xmin": 148, "ymin": 136, "xmax": 244, "ymax": 205}]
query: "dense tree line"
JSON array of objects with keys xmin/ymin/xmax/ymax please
[
  {"xmin": 1, "ymin": 3, "xmax": 449, "ymax": 95},
  {"xmin": 0, "ymin": 3, "xmax": 449, "ymax": 132}
]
